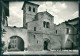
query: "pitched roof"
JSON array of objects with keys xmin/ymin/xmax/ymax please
[
  {"xmin": 22, "ymin": 1, "xmax": 39, "ymax": 10},
  {"xmin": 38, "ymin": 11, "xmax": 54, "ymax": 17},
  {"xmin": 67, "ymin": 17, "xmax": 79, "ymax": 22},
  {"xmin": 45, "ymin": 11, "xmax": 54, "ymax": 17},
  {"xmin": 65, "ymin": 17, "xmax": 79, "ymax": 25},
  {"xmin": 57, "ymin": 17, "xmax": 79, "ymax": 26},
  {"xmin": 33, "ymin": 11, "xmax": 54, "ymax": 21}
]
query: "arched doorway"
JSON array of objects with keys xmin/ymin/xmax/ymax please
[
  {"xmin": 44, "ymin": 38, "xmax": 50, "ymax": 50},
  {"xmin": 44, "ymin": 41, "xmax": 48, "ymax": 50},
  {"xmin": 8, "ymin": 36, "xmax": 24, "ymax": 51}
]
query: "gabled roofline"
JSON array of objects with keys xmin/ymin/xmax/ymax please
[
  {"xmin": 67, "ymin": 17, "xmax": 79, "ymax": 22},
  {"xmin": 38, "ymin": 11, "xmax": 54, "ymax": 17},
  {"xmin": 45, "ymin": 11, "xmax": 54, "ymax": 17},
  {"xmin": 57, "ymin": 17, "xmax": 79, "ymax": 26},
  {"xmin": 22, "ymin": 1, "xmax": 39, "ymax": 10}
]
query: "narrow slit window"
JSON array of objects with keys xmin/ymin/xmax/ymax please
[
  {"xmin": 26, "ymin": 23, "xmax": 28, "ymax": 29},
  {"xmin": 66, "ymin": 28, "xmax": 69, "ymax": 34},
  {"xmin": 43, "ymin": 21, "xmax": 46, "ymax": 28},
  {"xmin": 37, "ymin": 40, "xmax": 38, "ymax": 44},
  {"xmin": 34, "ymin": 35, "xmax": 35, "ymax": 39},
  {"xmin": 34, "ymin": 27, "xmax": 36, "ymax": 31},
  {"xmin": 33, "ymin": 8, "xmax": 35, "ymax": 12},
  {"xmin": 56, "ymin": 30, "xmax": 57, "ymax": 34}
]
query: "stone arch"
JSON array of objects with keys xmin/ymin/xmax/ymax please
[
  {"xmin": 44, "ymin": 38, "xmax": 50, "ymax": 50},
  {"xmin": 8, "ymin": 36, "xmax": 24, "ymax": 51}
]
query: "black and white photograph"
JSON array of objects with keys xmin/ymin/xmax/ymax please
[{"xmin": 1, "ymin": 1, "xmax": 79, "ymax": 55}]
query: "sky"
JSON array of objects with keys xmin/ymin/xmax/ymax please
[{"xmin": 8, "ymin": 1, "xmax": 79, "ymax": 27}]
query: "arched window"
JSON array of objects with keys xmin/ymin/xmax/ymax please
[
  {"xmin": 46, "ymin": 22, "xmax": 50, "ymax": 28},
  {"xmin": 43, "ymin": 21, "xmax": 50, "ymax": 28},
  {"xmin": 29, "ymin": 6, "xmax": 31, "ymax": 11}
]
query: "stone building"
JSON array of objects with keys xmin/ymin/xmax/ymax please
[
  {"xmin": 22, "ymin": 1, "xmax": 61, "ymax": 51},
  {"xmin": 1, "ymin": 1, "xmax": 78, "ymax": 51},
  {"xmin": 55, "ymin": 17, "xmax": 79, "ymax": 49}
]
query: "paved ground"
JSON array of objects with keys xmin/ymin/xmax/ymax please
[{"xmin": 3, "ymin": 50, "xmax": 78, "ymax": 55}]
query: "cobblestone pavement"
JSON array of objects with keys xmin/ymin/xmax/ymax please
[{"xmin": 3, "ymin": 50, "xmax": 78, "ymax": 55}]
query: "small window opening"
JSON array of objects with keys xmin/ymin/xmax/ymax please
[
  {"xmin": 29, "ymin": 6, "xmax": 31, "ymax": 11},
  {"xmin": 37, "ymin": 40, "xmax": 38, "ymax": 44},
  {"xmin": 66, "ymin": 28, "xmax": 69, "ymax": 34},
  {"xmin": 33, "ymin": 8, "xmax": 35, "ymax": 12},
  {"xmin": 34, "ymin": 27, "xmax": 36, "ymax": 31},
  {"xmin": 34, "ymin": 35, "xmax": 35, "ymax": 39},
  {"xmin": 56, "ymin": 30, "xmax": 57, "ymax": 34}
]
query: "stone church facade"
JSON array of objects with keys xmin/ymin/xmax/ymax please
[
  {"xmin": 22, "ymin": 1, "xmax": 61, "ymax": 51},
  {"xmin": 1, "ymin": 1, "xmax": 78, "ymax": 51}
]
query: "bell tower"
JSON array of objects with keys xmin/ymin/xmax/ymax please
[{"xmin": 22, "ymin": 1, "xmax": 39, "ymax": 28}]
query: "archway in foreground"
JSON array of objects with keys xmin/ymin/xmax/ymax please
[
  {"xmin": 8, "ymin": 36, "xmax": 24, "ymax": 51},
  {"xmin": 44, "ymin": 38, "xmax": 50, "ymax": 50}
]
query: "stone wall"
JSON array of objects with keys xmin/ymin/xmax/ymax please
[
  {"xmin": 2, "ymin": 26, "xmax": 28, "ymax": 50},
  {"xmin": 55, "ymin": 23, "xmax": 66, "ymax": 48},
  {"xmin": 64, "ymin": 24, "xmax": 78, "ymax": 48},
  {"xmin": 51, "ymin": 35, "xmax": 61, "ymax": 50},
  {"xmin": 28, "ymin": 32, "xmax": 43, "ymax": 51},
  {"xmin": 27, "ymin": 31, "xmax": 61, "ymax": 51},
  {"xmin": 37, "ymin": 12, "xmax": 54, "ymax": 32},
  {"xmin": 43, "ymin": 34, "xmax": 61, "ymax": 50},
  {"xmin": 56, "ymin": 22, "xmax": 78, "ymax": 49},
  {"xmin": 26, "ymin": 11, "xmax": 60, "ymax": 51}
]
